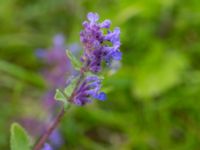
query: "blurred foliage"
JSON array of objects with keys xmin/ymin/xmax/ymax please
[{"xmin": 1, "ymin": 0, "xmax": 200, "ymax": 149}]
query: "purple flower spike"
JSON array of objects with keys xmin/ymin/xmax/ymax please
[
  {"xmin": 80, "ymin": 12, "xmax": 121, "ymax": 73},
  {"xmin": 72, "ymin": 76, "xmax": 106, "ymax": 106}
]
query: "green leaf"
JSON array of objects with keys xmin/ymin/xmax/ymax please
[
  {"xmin": 54, "ymin": 89, "xmax": 70, "ymax": 110},
  {"xmin": 55, "ymin": 89, "xmax": 66, "ymax": 101},
  {"xmin": 10, "ymin": 123, "xmax": 31, "ymax": 150},
  {"xmin": 64, "ymin": 76, "xmax": 79, "ymax": 97},
  {"xmin": 66, "ymin": 49, "xmax": 82, "ymax": 70}
]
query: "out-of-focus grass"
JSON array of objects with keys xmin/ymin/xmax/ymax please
[{"xmin": 1, "ymin": 0, "xmax": 200, "ymax": 149}]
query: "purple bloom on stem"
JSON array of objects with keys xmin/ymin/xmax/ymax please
[
  {"xmin": 42, "ymin": 143, "xmax": 53, "ymax": 150},
  {"xmin": 32, "ymin": 13, "xmax": 121, "ymax": 150},
  {"xmin": 49, "ymin": 129, "xmax": 63, "ymax": 148},
  {"xmin": 80, "ymin": 12, "xmax": 121, "ymax": 73},
  {"xmin": 72, "ymin": 76, "xmax": 106, "ymax": 106}
]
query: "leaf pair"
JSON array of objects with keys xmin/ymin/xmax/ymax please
[{"xmin": 54, "ymin": 75, "xmax": 78, "ymax": 110}]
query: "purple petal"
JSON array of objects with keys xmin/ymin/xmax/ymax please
[
  {"xmin": 114, "ymin": 27, "xmax": 120, "ymax": 35},
  {"xmin": 112, "ymin": 51, "xmax": 122, "ymax": 60},
  {"xmin": 85, "ymin": 76, "xmax": 99, "ymax": 82},
  {"xmin": 49, "ymin": 130, "xmax": 63, "ymax": 147},
  {"xmin": 82, "ymin": 21, "xmax": 89, "ymax": 28},
  {"xmin": 79, "ymin": 97, "xmax": 92, "ymax": 104},
  {"xmin": 74, "ymin": 98, "xmax": 83, "ymax": 106},
  {"xmin": 100, "ymin": 19, "xmax": 111, "ymax": 28},
  {"xmin": 87, "ymin": 12, "xmax": 99, "ymax": 23},
  {"xmin": 42, "ymin": 143, "xmax": 53, "ymax": 150},
  {"xmin": 95, "ymin": 92, "xmax": 107, "ymax": 101},
  {"xmin": 88, "ymin": 82, "xmax": 100, "ymax": 88},
  {"xmin": 84, "ymin": 89, "xmax": 97, "ymax": 96},
  {"xmin": 104, "ymin": 27, "xmax": 120, "ymax": 43},
  {"xmin": 90, "ymin": 65, "xmax": 101, "ymax": 73}
]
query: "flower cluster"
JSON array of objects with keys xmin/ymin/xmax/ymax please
[
  {"xmin": 72, "ymin": 76, "xmax": 106, "ymax": 106},
  {"xmin": 66, "ymin": 12, "xmax": 121, "ymax": 106},
  {"xmin": 80, "ymin": 12, "xmax": 121, "ymax": 73}
]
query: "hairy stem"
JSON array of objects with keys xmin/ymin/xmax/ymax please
[
  {"xmin": 33, "ymin": 107, "xmax": 65, "ymax": 150},
  {"xmin": 33, "ymin": 70, "xmax": 85, "ymax": 150}
]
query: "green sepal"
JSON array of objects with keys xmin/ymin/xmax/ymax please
[
  {"xmin": 54, "ymin": 89, "xmax": 70, "ymax": 110},
  {"xmin": 64, "ymin": 76, "xmax": 79, "ymax": 97},
  {"xmin": 55, "ymin": 89, "xmax": 67, "ymax": 101},
  {"xmin": 85, "ymin": 71, "xmax": 104, "ymax": 80},
  {"xmin": 66, "ymin": 49, "xmax": 82, "ymax": 70},
  {"xmin": 10, "ymin": 123, "xmax": 31, "ymax": 150}
]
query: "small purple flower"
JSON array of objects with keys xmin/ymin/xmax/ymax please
[
  {"xmin": 72, "ymin": 76, "xmax": 106, "ymax": 106},
  {"xmin": 80, "ymin": 12, "xmax": 121, "ymax": 73},
  {"xmin": 100, "ymin": 19, "xmax": 111, "ymax": 28},
  {"xmin": 42, "ymin": 143, "xmax": 53, "ymax": 150},
  {"xmin": 49, "ymin": 129, "xmax": 63, "ymax": 148}
]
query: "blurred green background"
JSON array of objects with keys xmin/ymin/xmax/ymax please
[{"xmin": 1, "ymin": 0, "xmax": 200, "ymax": 149}]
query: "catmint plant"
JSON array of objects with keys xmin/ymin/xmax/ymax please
[{"xmin": 10, "ymin": 12, "xmax": 121, "ymax": 150}]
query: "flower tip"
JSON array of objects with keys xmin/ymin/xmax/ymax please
[
  {"xmin": 114, "ymin": 27, "xmax": 121, "ymax": 34},
  {"xmin": 113, "ymin": 51, "xmax": 122, "ymax": 60},
  {"xmin": 42, "ymin": 143, "xmax": 53, "ymax": 150},
  {"xmin": 87, "ymin": 12, "xmax": 99, "ymax": 23},
  {"xmin": 96, "ymin": 92, "xmax": 107, "ymax": 101},
  {"xmin": 100, "ymin": 19, "xmax": 111, "ymax": 28},
  {"xmin": 82, "ymin": 21, "xmax": 88, "ymax": 27}
]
